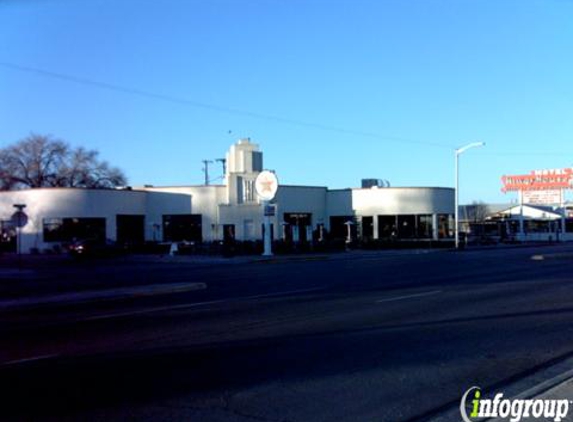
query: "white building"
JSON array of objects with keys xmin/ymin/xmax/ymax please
[{"xmin": 0, "ymin": 139, "xmax": 455, "ymax": 253}]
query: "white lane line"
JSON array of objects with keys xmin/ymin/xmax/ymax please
[
  {"xmin": 2, "ymin": 353, "xmax": 60, "ymax": 367},
  {"xmin": 376, "ymin": 290, "xmax": 442, "ymax": 303},
  {"xmin": 85, "ymin": 286, "xmax": 326, "ymax": 321},
  {"xmin": 0, "ymin": 282, "xmax": 207, "ymax": 311}
]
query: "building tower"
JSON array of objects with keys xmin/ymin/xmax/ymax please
[{"xmin": 225, "ymin": 139, "xmax": 263, "ymax": 205}]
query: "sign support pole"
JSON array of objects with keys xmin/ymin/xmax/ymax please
[
  {"xmin": 263, "ymin": 200, "xmax": 273, "ymax": 257},
  {"xmin": 255, "ymin": 170, "xmax": 278, "ymax": 258},
  {"xmin": 561, "ymin": 189, "xmax": 566, "ymax": 240},
  {"xmin": 518, "ymin": 190, "xmax": 524, "ymax": 240},
  {"xmin": 12, "ymin": 204, "xmax": 27, "ymax": 272},
  {"xmin": 17, "ymin": 219, "xmax": 22, "ymax": 271}
]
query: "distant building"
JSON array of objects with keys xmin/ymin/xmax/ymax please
[
  {"xmin": 0, "ymin": 139, "xmax": 455, "ymax": 253},
  {"xmin": 459, "ymin": 202, "xmax": 573, "ymax": 243}
]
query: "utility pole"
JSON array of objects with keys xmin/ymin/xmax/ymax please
[
  {"xmin": 216, "ymin": 158, "xmax": 227, "ymax": 178},
  {"xmin": 202, "ymin": 160, "xmax": 213, "ymax": 185}
]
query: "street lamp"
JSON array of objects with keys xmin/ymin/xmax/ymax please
[{"xmin": 455, "ymin": 142, "xmax": 485, "ymax": 249}]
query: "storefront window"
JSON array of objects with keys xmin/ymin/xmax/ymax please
[
  {"xmin": 438, "ymin": 214, "xmax": 454, "ymax": 238},
  {"xmin": 378, "ymin": 215, "xmax": 397, "ymax": 239},
  {"xmin": 43, "ymin": 218, "xmax": 106, "ymax": 242},
  {"xmin": 163, "ymin": 214, "xmax": 202, "ymax": 242},
  {"xmin": 361, "ymin": 216, "xmax": 374, "ymax": 239},
  {"xmin": 397, "ymin": 215, "xmax": 416, "ymax": 238},
  {"xmin": 417, "ymin": 215, "xmax": 433, "ymax": 238}
]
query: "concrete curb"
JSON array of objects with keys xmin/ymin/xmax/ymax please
[{"xmin": 426, "ymin": 354, "xmax": 573, "ymax": 422}]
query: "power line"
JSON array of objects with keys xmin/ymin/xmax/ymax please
[
  {"xmin": 0, "ymin": 61, "xmax": 455, "ymax": 149},
  {"xmin": 479, "ymin": 152, "xmax": 573, "ymax": 156}
]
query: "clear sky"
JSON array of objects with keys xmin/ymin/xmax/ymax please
[{"xmin": 1, "ymin": 0, "xmax": 572, "ymax": 203}]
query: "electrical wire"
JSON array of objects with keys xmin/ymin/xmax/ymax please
[{"xmin": 0, "ymin": 61, "xmax": 455, "ymax": 149}]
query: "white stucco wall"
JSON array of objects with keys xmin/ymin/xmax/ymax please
[
  {"xmin": 326, "ymin": 190, "xmax": 354, "ymax": 222},
  {"xmin": 0, "ymin": 189, "xmax": 146, "ymax": 253},
  {"xmin": 0, "ymin": 188, "xmax": 193, "ymax": 252},
  {"xmin": 144, "ymin": 190, "xmax": 194, "ymax": 241},
  {"xmin": 142, "ymin": 186, "xmax": 226, "ymax": 241},
  {"xmin": 0, "ymin": 184, "xmax": 455, "ymax": 252},
  {"xmin": 351, "ymin": 187, "xmax": 454, "ymax": 216},
  {"xmin": 276, "ymin": 186, "xmax": 328, "ymax": 226}
]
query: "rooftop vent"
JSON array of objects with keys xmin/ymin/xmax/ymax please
[{"xmin": 361, "ymin": 179, "xmax": 390, "ymax": 188}]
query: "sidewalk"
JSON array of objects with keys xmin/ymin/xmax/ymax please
[
  {"xmin": 0, "ymin": 249, "xmax": 440, "ymax": 271},
  {"xmin": 487, "ymin": 377, "xmax": 573, "ymax": 421},
  {"xmin": 516, "ymin": 378, "xmax": 573, "ymax": 422},
  {"xmin": 428, "ymin": 355, "xmax": 573, "ymax": 422}
]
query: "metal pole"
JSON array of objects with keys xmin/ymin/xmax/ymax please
[
  {"xmin": 455, "ymin": 151, "xmax": 460, "ymax": 249},
  {"xmin": 17, "ymin": 216, "xmax": 22, "ymax": 271},
  {"xmin": 518, "ymin": 190, "xmax": 524, "ymax": 240},
  {"xmin": 202, "ymin": 160, "xmax": 213, "ymax": 185},
  {"xmin": 454, "ymin": 142, "xmax": 485, "ymax": 250},
  {"xmin": 561, "ymin": 188, "xmax": 566, "ymax": 240},
  {"xmin": 262, "ymin": 201, "xmax": 273, "ymax": 256}
]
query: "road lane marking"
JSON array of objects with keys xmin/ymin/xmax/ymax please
[
  {"xmin": 85, "ymin": 286, "xmax": 326, "ymax": 321},
  {"xmin": 2, "ymin": 353, "xmax": 60, "ymax": 367},
  {"xmin": 0, "ymin": 282, "xmax": 207, "ymax": 311},
  {"xmin": 376, "ymin": 290, "xmax": 442, "ymax": 303}
]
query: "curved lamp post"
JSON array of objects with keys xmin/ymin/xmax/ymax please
[{"xmin": 455, "ymin": 142, "xmax": 485, "ymax": 249}]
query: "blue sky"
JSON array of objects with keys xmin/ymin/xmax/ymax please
[{"xmin": 1, "ymin": 0, "xmax": 572, "ymax": 203}]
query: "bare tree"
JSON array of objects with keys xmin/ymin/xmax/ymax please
[
  {"xmin": 469, "ymin": 201, "xmax": 490, "ymax": 223},
  {"xmin": 0, "ymin": 134, "xmax": 127, "ymax": 190}
]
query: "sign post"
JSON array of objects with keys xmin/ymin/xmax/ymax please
[
  {"xmin": 11, "ymin": 204, "xmax": 28, "ymax": 270},
  {"xmin": 255, "ymin": 171, "xmax": 279, "ymax": 257}
]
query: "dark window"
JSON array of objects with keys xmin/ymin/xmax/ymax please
[
  {"xmin": 361, "ymin": 216, "xmax": 374, "ymax": 239},
  {"xmin": 223, "ymin": 224, "xmax": 235, "ymax": 242},
  {"xmin": 397, "ymin": 215, "xmax": 416, "ymax": 238},
  {"xmin": 0, "ymin": 220, "xmax": 16, "ymax": 252},
  {"xmin": 525, "ymin": 220, "xmax": 551, "ymax": 233},
  {"xmin": 284, "ymin": 213, "xmax": 312, "ymax": 226},
  {"xmin": 252, "ymin": 151, "xmax": 263, "ymax": 172},
  {"xmin": 284, "ymin": 213, "xmax": 312, "ymax": 242},
  {"xmin": 43, "ymin": 218, "xmax": 64, "ymax": 242},
  {"xmin": 378, "ymin": 215, "xmax": 397, "ymax": 239},
  {"xmin": 116, "ymin": 215, "xmax": 145, "ymax": 245},
  {"xmin": 330, "ymin": 216, "xmax": 355, "ymax": 240},
  {"xmin": 43, "ymin": 218, "xmax": 106, "ymax": 242},
  {"xmin": 417, "ymin": 215, "xmax": 433, "ymax": 238},
  {"xmin": 163, "ymin": 214, "xmax": 202, "ymax": 242},
  {"xmin": 438, "ymin": 214, "xmax": 454, "ymax": 238}
]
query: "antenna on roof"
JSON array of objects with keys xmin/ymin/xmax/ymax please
[
  {"xmin": 216, "ymin": 158, "xmax": 227, "ymax": 178},
  {"xmin": 202, "ymin": 160, "xmax": 213, "ymax": 185}
]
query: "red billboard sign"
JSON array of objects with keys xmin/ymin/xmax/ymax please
[{"xmin": 501, "ymin": 168, "xmax": 573, "ymax": 193}]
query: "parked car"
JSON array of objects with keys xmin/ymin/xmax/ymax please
[{"xmin": 68, "ymin": 239, "xmax": 125, "ymax": 258}]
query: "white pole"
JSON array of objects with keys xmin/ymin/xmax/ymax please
[
  {"xmin": 560, "ymin": 189, "xmax": 566, "ymax": 240},
  {"xmin": 519, "ymin": 190, "xmax": 524, "ymax": 240},
  {"xmin": 455, "ymin": 152, "xmax": 460, "ymax": 249},
  {"xmin": 454, "ymin": 142, "xmax": 485, "ymax": 249},
  {"xmin": 262, "ymin": 201, "xmax": 273, "ymax": 256}
]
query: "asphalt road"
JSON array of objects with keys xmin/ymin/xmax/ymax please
[{"xmin": 2, "ymin": 245, "xmax": 573, "ymax": 421}]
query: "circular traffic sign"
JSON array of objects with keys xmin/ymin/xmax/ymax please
[
  {"xmin": 255, "ymin": 171, "xmax": 279, "ymax": 201},
  {"xmin": 11, "ymin": 211, "xmax": 28, "ymax": 228}
]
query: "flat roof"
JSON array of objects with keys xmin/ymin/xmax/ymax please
[
  {"xmin": 0, "ymin": 187, "xmax": 148, "ymax": 193},
  {"xmin": 328, "ymin": 186, "xmax": 454, "ymax": 192}
]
